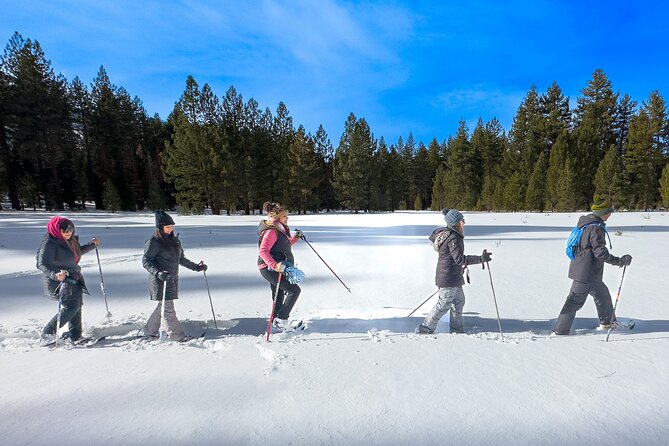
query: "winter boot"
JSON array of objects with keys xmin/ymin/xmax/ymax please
[{"xmin": 415, "ymin": 324, "xmax": 435, "ymax": 334}]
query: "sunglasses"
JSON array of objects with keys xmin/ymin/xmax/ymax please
[{"xmin": 61, "ymin": 226, "xmax": 74, "ymax": 233}]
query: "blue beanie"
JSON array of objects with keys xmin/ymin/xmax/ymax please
[{"xmin": 444, "ymin": 209, "xmax": 464, "ymax": 227}]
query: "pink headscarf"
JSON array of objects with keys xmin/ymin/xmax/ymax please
[
  {"xmin": 47, "ymin": 216, "xmax": 70, "ymax": 239},
  {"xmin": 46, "ymin": 216, "xmax": 80, "ymax": 263}
]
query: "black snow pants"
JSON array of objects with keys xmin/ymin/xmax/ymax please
[
  {"xmin": 43, "ymin": 280, "xmax": 84, "ymax": 340},
  {"xmin": 260, "ymin": 267, "xmax": 301, "ymax": 320}
]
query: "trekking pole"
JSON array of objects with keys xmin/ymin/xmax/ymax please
[
  {"xmin": 202, "ymin": 269, "xmax": 218, "ymax": 329},
  {"xmin": 606, "ymin": 265, "xmax": 627, "ymax": 342},
  {"xmin": 54, "ymin": 297, "xmax": 62, "ymax": 348},
  {"xmin": 159, "ymin": 277, "xmax": 168, "ymax": 341},
  {"xmin": 407, "ymin": 289, "xmax": 439, "ymax": 317},
  {"xmin": 95, "ymin": 247, "xmax": 112, "ymax": 322},
  {"xmin": 484, "ymin": 250, "xmax": 504, "ymax": 340},
  {"xmin": 300, "ymin": 235, "xmax": 351, "ymax": 293},
  {"xmin": 265, "ymin": 272, "xmax": 283, "ymax": 342},
  {"xmin": 54, "ymin": 272, "xmax": 67, "ymax": 347}
]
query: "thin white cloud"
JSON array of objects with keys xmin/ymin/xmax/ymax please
[{"xmin": 433, "ymin": 85, "xmax": 525, "ymax": 112}]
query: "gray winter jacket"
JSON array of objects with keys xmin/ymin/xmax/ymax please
[
  {"xmin": 430, "ymin": 227, "xmax": 482, "ymax": 288},
  {"xmin": 36, "ymin": 233, "xmax": 94, "ymax": 299},
  {"xmin": 142, "ymin": 232, "xmax": 199, "ymax": 300},
  {"xmin": 568, "ymin": 214, "xmax": 622, "ymax": 283}
]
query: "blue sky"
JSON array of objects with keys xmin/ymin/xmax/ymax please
[{"xmin": 2, "ymin": 0, "xmax": 668, "ymax": 145}]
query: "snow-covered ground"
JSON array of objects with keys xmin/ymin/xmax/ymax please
[{"xmin": 1, "ymin": 210, "xmax": 668, "ymax": 446}]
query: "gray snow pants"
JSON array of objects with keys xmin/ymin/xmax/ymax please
[
  {"xmin": 146, "ymin": 300, "xmax": 185, "ymax": 340},
  {"xmin": 420, "ymin": 286, "xmax": 466, "ymax": 333},
  {"xmin": 553, "ymin": 280, "xmax": 614, "ymax": 335}
]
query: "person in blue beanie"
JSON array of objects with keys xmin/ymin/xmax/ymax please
[{"xmin": 416, "ymin": 208, "xmax": 492, "ymax": 334}]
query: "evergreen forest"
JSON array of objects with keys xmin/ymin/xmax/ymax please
[{"xmin": 2, "ymin": 32, "xmax": 669, "ymax": 214}]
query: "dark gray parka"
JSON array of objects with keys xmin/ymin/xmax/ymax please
[
  {"xmin": 142, "ymin": 231, "xmax": 199, "ymax": 300},
  {"xmin": 36, "ymin": 233, "xmax": 95, "ymax": 299},
  {"xmin": 430, "ymin": 226, "xmax": 482, "ymax": 288},
  {"xmin": 568, "ymin": 214, "xmax": 622, "ymax": 283}
]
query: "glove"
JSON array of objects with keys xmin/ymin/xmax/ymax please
[
  {"xmin": 156, "ymin": 271, "xmax": 172, "ymax": 281},
  {"xmin": 284, "ymin": 266, "xmax": 305, "ymax": 284},
  {"xmin": 274, "ymin": 262, "xmax": 286, "ymax": 273},
  {"xmin": 294, "ymin": 229, "xmax": 304, "ymax": 239},
  {"xmin": 197, "ymin": 262, "xmax": 208, "ymax": 272},
  {"xmin": 481, "ymin": 250, "xmax": 492, "ymax": 263},
  {"xmin": 619, "ymin": 254, "xmax": 632, "ymax": 267}
]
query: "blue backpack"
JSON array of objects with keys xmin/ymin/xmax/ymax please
[{"xmin": 565, "ymin": 222, "xmax": 611, "ymax": 260}]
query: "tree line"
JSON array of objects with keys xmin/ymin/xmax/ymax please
[{"xmin": 1, "ymin": 32, "xmax": 669, "ymax": 213}]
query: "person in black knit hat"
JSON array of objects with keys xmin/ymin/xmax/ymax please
[{"xmin": 142, "ymin": 211, "xmax": 207, "ymax": 341}]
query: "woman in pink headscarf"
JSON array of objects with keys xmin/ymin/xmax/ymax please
[{"xmin": 36, "ymin": 216, "xmax": 100, "ymax": 343}]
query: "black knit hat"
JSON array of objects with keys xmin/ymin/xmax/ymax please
[
  {"xmin": 58, "ymin": 218, "xmax": 75, "ymax": 233},
  {"xmin": 155, "ymin": 211, "xmax": 175, "ymax": 228}
]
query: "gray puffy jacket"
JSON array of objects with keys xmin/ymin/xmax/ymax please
[{"xmin": 430, "ymin": 227, "xmax": 482, "ymax": 288}]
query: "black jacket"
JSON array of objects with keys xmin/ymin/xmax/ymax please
[
  {"xmin": 257, "ymin": 220, "xmax": 295, "ymax": 267},
  {"xmin": 430, "ymin": 226, "xmax": 482, "ymax": 288},
  {"xmin": 568, "ymin": 214, "xmax": 621, "ymax": 283},
  {"xmin": 36, "ymin": 233, "xmax": 95, "ymax": 299},
  {"xmin": 142, "ymin": 232, "xmax": 199, "ymax": 300}
]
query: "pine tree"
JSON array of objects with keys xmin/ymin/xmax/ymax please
[
  {"xmin": 525, "ymin": 152, "xmax": 547, "ymax": 211},
  {"xmin": 385, "ymin": 144, "xmax": 404, "ymax": 210},
  {"xmin": 509, "ymin": 86, "xmax": 544, "ymax": 196},
  {"xmin": 102, "ymin": 179, "xmax": 121, "ymax": 212},
  {"xmin": 572, "ymin": 69, "xmax": 619, "ymax": 207},
  {"xmin": 286, "ymin": 126, "xmax": 320, "ymax": 213},
  {"xmin": 413, "ymin": 195, "xmax": 422, "ymax": 211},
  {"xmin": 0, "ymin": 67, "xmax": 18, "ymax": 208},
  {"xmin": 503, "ymin": 172, "xmax": 524, "ymax": 212},
  {"xmin": 540, "ymin": 81, "xmax": 571, "ymax": 150},
  {"xmin": 69, "ymin": 76, "xmax": 93, "ymax": 206},
  {"xmin": 594, "ymin": 146, "xmax": 626, "ymax": 208},
  {"xmin": 660, "ymin": 163, "xmax": 669, "ymax": 209},
  {"xmin": 369, "ymin": 137, "xmax": 387, "ymax": 211},
  {"xmin": 313, "ymin": 124, "xmax": 336, "ymax": 211},
  {"xmin": 2, "ymin": 33, "xmax": 73, "ymax": 210},
  {"xmin": 222, "ymin": 85, "xmax": 253, "ymax": 213},
  {"xmin": 164, "ymin": 76, "xmax": 226, "ymax": 214},
  {"xmin": 557, "ymin": 157, "xmax": 577, "ymax": 211},
  {"xmin": 403, "ymin": 132, "xmax": 418, "ymax": 205},
  {"xmin": 643, "ymin": 90, "xmax": 669, "ymax": 200},
  {"xmin": 546, "ymin": 130, "xmax": 571, "ymax": 211},
  {"xmin": 613, "ymin": 94, "xmax": 637, "ymax": 155},
  {"xmin": 431, "ymin": 165, "xmax": 447, "ymax": 211},
  {"xmin": 413, "ymin": 142, "xmax": 432, "ymax": 209},
  {"xmin": 333, "ymin": 114, "xmax": 373, "ymax": 212},
  {"xmin": 441, "ymin": 120, "xmax": 480, "ymax": 209},
  {"xmin": 625, "ymin": 110, "xmax": 656, "ymax": 209},
  {"xmin": 472, "ymin": 118, "xmax": 505, "ymax": 210}
]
